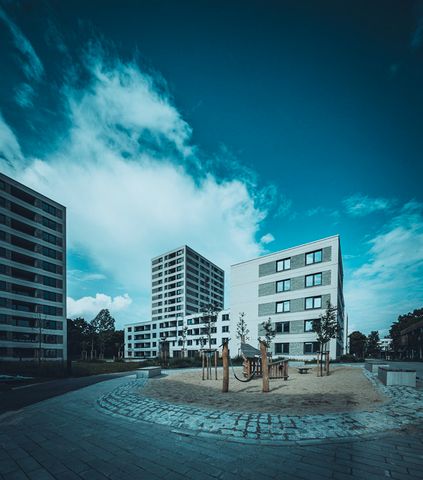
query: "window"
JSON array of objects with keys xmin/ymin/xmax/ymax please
[
  {"xmin": 276, "ymin": 258, "xmax": 291, "ymax": 272},
  {"xmin": 275, "ymin": 343, "xmax": 289, "ymax": 354},
  {"xmin": 275, "ymin": 321, "xmax": 289, "ymax": 333},
  {"xmin": 304, "ymin": 320, "xmax": 314, "ymax": 332},
  {"xmin": 222, "ymin": 313, "xmax": 230, "ymax": 321},
  {"xmin": 222, "ymin": 325, "xmax": 229, "ymax": 333},
  {"xmin": 276, "ymin": 301, "xmax": 290, "ymax": 313},
  {"xmin": 305, "ymin": 296, "xmax": 322, "ymax": 310},
  {"xmin": 276, "ymin": 279, "xmax": 291, "ymax": 292},
  {"xmin": 304, "ymin": 342, "xmax": 320, "ymax": 354},
  {"xmin": 305, "ymin": 250, "xmax": 322, "ymax": 265},
  {"xmin": 305, "ymin": 273, "xmax": 322, "ymax": 287}
]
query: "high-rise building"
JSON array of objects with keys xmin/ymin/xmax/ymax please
[
  {"xmin": 231, "ymin": 235, "xmax": 345, "ymax": 359},
  {"xmin": 124, "ymin": 246, "xmax": 225, "ymax": 359},
  {"xmin": 0, "ymin": 173, "xmax": 67, "ymax": 361},
  {"xmin": 151, "ymin": 245, "xmax": 224, "ymax": 322}
]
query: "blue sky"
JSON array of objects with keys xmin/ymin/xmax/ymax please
[{"xmin": 0, "ymin": 1, "xmax": 422, "ymax": 334}]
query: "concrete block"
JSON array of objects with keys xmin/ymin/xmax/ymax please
[
  {"xmin": 136, "ymin": 366, "xmax": 161, "ymax": 379},
  {"xmin": 378, "ymin": 368, "xmax": 416, "ymax": 387},
  {"xmin": 365, "ymin": 362, "xmax": 389, "ymax": 374}
]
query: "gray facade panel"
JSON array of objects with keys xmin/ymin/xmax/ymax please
[
  {"xmin": 322, "ymin": 246, "xmax": 332, "ymax": 262},
  {"xmin": 290, "ymin": 320, "xmax": 305, "ymax": 334},
  {"xmin": 258, "ymin": 261, "xmax": 276, "ymax": 277},
  {"xmin": 290, "ymin": 298, "xmax": 305, "ymax": 313},
  {"xmin": 322, "ymin": 270, "xmax": 331, "ymax": 286},
  {"xmin": 258, "ymin": 302, "xmax": 276, "ymax": 317},
  {"xmin": 290, "ymin": 253, "xmax": 305, "ymax": 270},
  {"xmin": 291, "ymin": 276, "xmax": 304, "ymax": 291},
  {"xmin": 288, "ymin": 342, "xmax": 303, "ymax": 355},
  {"xmin": 258, "ymin": 281, "xmax": 276, "ymax": 297}
]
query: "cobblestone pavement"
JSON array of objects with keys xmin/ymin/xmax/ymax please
[
  {"xmin": 0, "ymin": 375, "xmax": 422, "ymax": 480},
  {"xmin": 97, "ymin": 368, "xmax": 423, "ymax": 442}
]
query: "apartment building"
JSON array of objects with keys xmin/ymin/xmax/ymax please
[
  {"xmin": 231, "ymin": 235, "xmax": 345, "ymax": 360},
  {"xmin": 124, "ymin": 309, "xmax": 230, "ymax": 359},
  {"xmin": 0, "ymin": 173, "xmax": 66, "ymax": 361},
  {"xmin": 125, "ymin": 245, "xmax": 225, "ymax": 359},
  {"xmin": 151, "ymin": 245, "xmax": 224, "ymax": 321}
]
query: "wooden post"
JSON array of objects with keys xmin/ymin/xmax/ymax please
[
  {"xmin": 260, "ymin": 341, "xmax": 269, "ymax": 393},
  {"xmin": 222, "ymin": 342, "xmax": 229, "ymax": 393},
  {"xmin": 202, "ymin": 351, "xmax": 205, "ymax": 380},
  {"xmin": 206, "ymin": 353, "xmax": 209, "ymax": 380},
  {"xmin": 326, "ymin": 351, "xmax": 330, "ymax": 376},
  {"xmin": 214, "ymin": 350, "xmax": 218, "ymax": 380}
]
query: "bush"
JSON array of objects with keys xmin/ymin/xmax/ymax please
[{"xmin": 339, "ymin": 354, "xmax": 365, "ymax": 363}]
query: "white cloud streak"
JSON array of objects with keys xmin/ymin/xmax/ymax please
[
  {"xmin": 0, "ymin": 8, "xmax": 44, "ymax": 81},
  {"xmin": 343, "ymin": 193, "xmax": 393, "ymax": 217}
]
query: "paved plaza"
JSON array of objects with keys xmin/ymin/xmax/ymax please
[
  {"xmin": 0, "ymin": 372, "xmax": 422, "ymax": 480},
  {"xmin": 97, "ymin": 368, "xmax": 423, "ymax": 442}
]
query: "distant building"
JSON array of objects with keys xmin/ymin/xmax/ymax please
[
  {"xmin": 231, "ymin": 235, "xmax": 345, "ymax": 360},
  {"xmin": 378, "ymin": 337, "xmax": 392, "ymax": 352},
  {"xmin": 0, "ymin": 173, "xmax": 66, "ymax": 361},
  {"xmin": 400, "ymin": 321, "xmax": 423, "ymax": 360},
  {"xmin": 124, "ymin": 245, "xmax": 225, "ymax": 359}
]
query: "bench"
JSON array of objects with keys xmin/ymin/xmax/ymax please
[{"xmin": 298, "ymin": 367, "xmax": 311, "ymax": 374}]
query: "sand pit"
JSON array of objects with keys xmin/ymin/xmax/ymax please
[{"xmin": 139, "ymin": 366, "xmax": 387, "ymax": 414}]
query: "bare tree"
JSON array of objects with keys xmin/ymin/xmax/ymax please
[
  {"xmin": 201, "ymin": 303, "xmax": 220, "ymax": 349},
  {"xmin": 236, "ymin": 312, "xmax": 250, "ymax": 343},
  {"xmin": 312, "ymin": 301, "xmax": 338, "ymax": 376},
  {"xmin": 179, "ymin": 325, "xmax": 188, "ymax": 358}
]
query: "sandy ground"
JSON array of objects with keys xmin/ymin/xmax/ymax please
[{"xmin": 139, "ymin": 366, "xmax": 387, "ymax": 414}]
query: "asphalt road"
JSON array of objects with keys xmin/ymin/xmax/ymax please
[{"xmin": 0, "ymin": 371, "xmax": 136, "ymax": 414}]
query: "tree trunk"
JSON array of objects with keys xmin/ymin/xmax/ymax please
[
  {"xmin": 260, "ymin": 341, "xmax": 269, "ymax": 393},
  {"xmin": 222, "ymin": 342, "xmax": 229, "ymax": 392}
]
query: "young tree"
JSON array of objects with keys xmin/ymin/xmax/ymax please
[
  {"xmin": 259, "ymin": 317, "xmax": 276, "ymax": 348},
  {"xmin": 179, "ymin": 326, "xmax": 188, "ymax": 358},
  {"xmin": 349, "ymin": 331, "xmax": 367, "ymax": 358},
  {"xmin": 201, "ymin": 303, "xmax": 220, "ymax": 349},
  {"xmin": 67, "ymin": 317, "xmax": 91, "ymax": 359},
  {"xmin": 236, "ymin": 312, "xmax": 250, "ymax": 344},
  {"xmin": 312, "ymin": 301, "xmax": 338, "ymax": 376},
  {"xmin": 366, "ymin": 331, "xmax": 381, "ymax": 358}
]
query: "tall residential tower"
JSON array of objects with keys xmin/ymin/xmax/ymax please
[{"xmin": 0, "ymin": 173, "xmax": 66, "ymax": 361}]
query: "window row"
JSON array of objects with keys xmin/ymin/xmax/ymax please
[
  {"xmin": 275, "ymin": 249, "xmax": 323, "ymax": 273},
  {"xmin": 274, "ymin": 341, "xmax": 320, "ymax": 355},
  {"xmin": 275, "ymin": 319, "xmax": 316, "ymax": 334},
  {"xmin": 275, "ymin": 295, "xmax": 323, "ymax": 313}
]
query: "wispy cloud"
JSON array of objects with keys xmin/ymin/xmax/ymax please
[
  {"xmin": 345, "ymin": 201, "xmax": 423, "ymax": 334},
  {"xmin": 343, "ymin": 193, "xmax": 394, "ymax": 217},
  {"xmin": 1, "ymin": 45, "xmax": 278, "ymax": 325},
  {"xmin": 0, "ymin": 8, "xmax": 44, "ymax": 81},
  {"xmin": 0, "ymin": 111, "xmax": 23, "ymax": 168},
  {"xmin": 67, "ymin": 293, "xmax": 132, "ymax": 319},
  {"xmin": 14, "ymin": 83, "xmax": 35, "ymax": 108},
  {"xmin": 68, "ymin": 270, "xmax": 107, "ymax": 283}
]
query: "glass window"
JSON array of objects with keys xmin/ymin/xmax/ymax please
[
  {"xmin": 305, "ymin": 273, "xmax": 322, "ymax": 287},
  {"xmin": 276, "ymin": 301, "xmax": 290, "ymax": 313},
  {"xmin": 305, "ymin": 296, "xmax": 322, "ymax": 310},
  {"xmin": 276, "ymin": 321, "xmax": 290, "ymax": 333},
  {"xmin": 276, "ymin": 279, "xmax": 291, "ymax": 292},
  {"xmin": 304, "ymin": 320, "xmax": 314, "ymax": 332},
  {"xmin": 276, "ymin": 258, "xmax": 291, "ymax": 272},
  {"xmin": 305, "ymin": 250, "xmax": 322, "ymax": 265},
  {"xmin": 304, "ymin": 342, "xmax": 320, "ymax": 354},
  {"xmin": 275, "ymin": 343, "xmax": 289, "ymax": 354}
]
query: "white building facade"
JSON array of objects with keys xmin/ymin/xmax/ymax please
[{"xmin": 230, "ymin": 235, "xmax": 345, "ymax": 360}]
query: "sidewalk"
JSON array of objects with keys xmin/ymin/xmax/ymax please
[{"xmin": 0, "ymin": 375, "xmax": 422, "ymax": 480}]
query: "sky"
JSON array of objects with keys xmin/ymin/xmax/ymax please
[{"xmin": 0, "ymin": 0, "xmax": 422, "ymax": 335}]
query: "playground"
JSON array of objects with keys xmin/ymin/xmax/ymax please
[{"xmin": 139, "ymin": 365, "xmax": 385, "ymax": 414}]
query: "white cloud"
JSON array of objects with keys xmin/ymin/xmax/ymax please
[
  {"xmin": 67, "ymin": 293, "xmax": 132, "ymax": 319},
  {"xmin": 345, "ymin": 201, "xmax": 423, "ymax": 334},
  {"xmin": 260, "ymin": 233, "xmax": 275, "ymax": 245},
  {"xmin": 0, "ymin": 8, "xmax": 44, "ymax": 81},
  {"xmin": 0, "ymin": 111, "xmax": 23, "ymax": 169},
  {"xmin": 3, "ymin": 49, "xmax": 272, "ymax": 324},
  {"xmin": 343, "ymin": 193, "xmax": 393, "ymax": 217},
  {"xmin": 68, "ymin": 270, "xmax": 107, "ymax": 282}
]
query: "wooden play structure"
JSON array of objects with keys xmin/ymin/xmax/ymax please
[
  {"xmin": 240, "ymin": 342, "xmax": 289, "ymax": 381},
  {"xmin": 201, "ymin": 348, "xmax": 218, "ymax": 380},
  {"xmin": 221, "ymin": 341, "xmax": 289, "ymax": 393}
]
